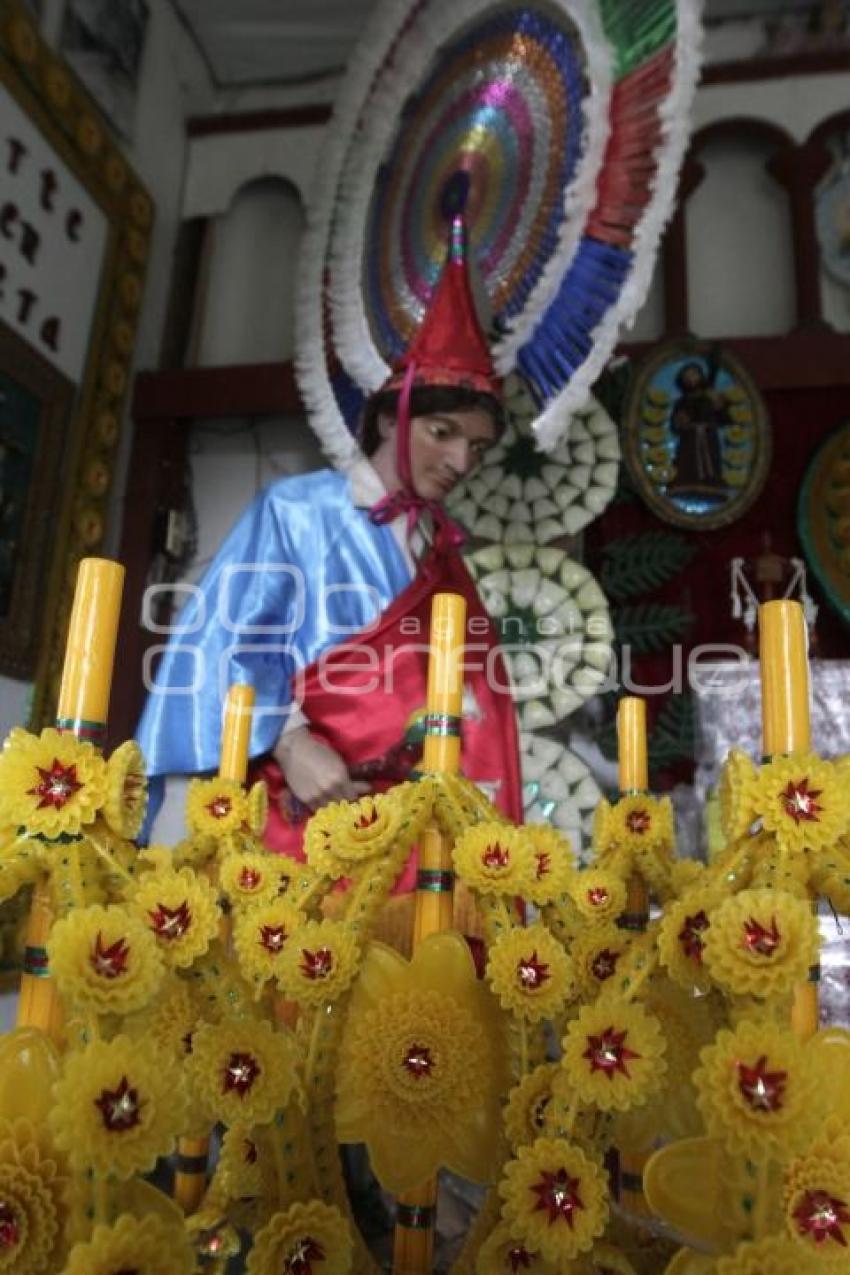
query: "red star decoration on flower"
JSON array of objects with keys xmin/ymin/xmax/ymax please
[
  {"xmin": 535, "ymin": 852, "xmax": 551, "ymax": 880},
  {"xmin": 531, "ymin": 1167, "xmax": 585, "ymax": 1228},
  {"xmin": 507, "ymin": 1246, "xmax": 533, "ymax": 1272},
  {"xmin": 780, "ymin": 777, "xmax": 823, "ymax": 825},
  {"xmin": 259, "ymin": 924, "xmax": 287, "ymax": 953},
  {"xmin": 301, "ymin": 947, "xmax": 334, "ymax": 980},
  {"xmin": 94, "ymin": 1075, "xmax": 142, "ymax": 1131},
  {"xmin": 793, "ymin": 1188, "xmax": 850, "ymax": 1247},
  {"xmin": 582, "ymin": 1026, "xmax": 641, "ymax": 1079},
  {"xmin": 223, "ymin": 1051, "xmax": 260, "ymax": 1096},
  {"xmin": 625, "ymin": 809, "xmax": 651, "ymax": 835},
  {"xmin": 28, "ymin": 758, "xmax": 82, "ymax": 809},
  {"xmin": 239, "ymin": 866, "xmax": 262, "ymax": 889},
  {"xmin": 743, "ymin": 915, "xmax": 781, "ymax": 957},
  {"xmin": 678, "ymin": 910, "xmax": 709, "ymax": 963},
  {"xmin": 737, "ymin": 1055, "xmax": 787, "ymax": 1112},
  {"xmin": 403, "ymin": 1043, "xmax": 434, "ymax": 1078},
  {"xmin": 284, "ymin": 1236, "xmax": 326, "ymax": 1275},
  {"xmin": 90, "ymin": 932, "xmax": 131, "ymax": 980},
  {"xmin": 482, "ymin": 843, "xmax": 510, "ymax": 868},
  {"xmin": 206, "ymin": 794, "xmax": 233, "ymax": 819},
  {"xmin": 355, "ymin": 805, "xmax": 379, "ymax": 828},
  {"xmin": 587, "ymin": 886, "xmax": 609, "ymax": 907},
  {"xmin": 590, "ymin": 948, "xmax": 620, "ymax": 982},
  {"xmin": 517, "ymin": 951, "xmax": 550, "ymax": 990},
  {"xmin": 0, "ymin": 1203, "xmax": 18, "ymax": 1250},
  {"xmin": 149, "ymin": 900, "xmax": 192, "ymax": 940}
]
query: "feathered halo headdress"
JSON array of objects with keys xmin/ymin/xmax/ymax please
[{"xmin": 295, "ymin": 0, "xmax": 703, "ymax": 467}]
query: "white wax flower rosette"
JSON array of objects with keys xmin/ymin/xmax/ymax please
[
  {"xmin": 447, "ymin": 383, "xmax": 620, "ymax": 544},
  {"xmin": 465, "ymin": 544, "xmax": 613, "ymax": 731},
  {"xmin": 521, "ymin": 734, "xmax": 601, "ymax": 861}
]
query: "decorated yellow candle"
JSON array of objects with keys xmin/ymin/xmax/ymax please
[
  {"xmin": 421, "ymin": 592, "xmax": 466, "ymax": 774},
  {"xmin": 218, "ymin": 684, "xmax": 255, "ymax": 783},
  {"xmin": 759, "ymin": 600, "xmax": 810, "ymax": 757},
  {"xmin": 55, "ymin": 558, "xmax": 124, "ymax": 746},
  {"xmin": 617, "ymin": 697, "xmax": 648, "ymax": 794}
]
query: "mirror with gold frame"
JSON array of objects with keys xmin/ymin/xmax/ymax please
[{"xmin": 0, "ymin": 0, "xmax": 152, "ymax": 723}]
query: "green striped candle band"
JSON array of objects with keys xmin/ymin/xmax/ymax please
[
  {"xmin": 424, "ymin": 713, "xmax": 461, "ymax": 738},
  {"xmin": 396, "ymin": 1203, "xmax": 435, "ymax": 1230},
  {"xmin": 619, "ymin": 788, "xmax": 650, "ymax": 797},
  {"xmin": 24, "ymin": 946, "xmax": 50, "ymax": 978},
  {"xmin": 55, "ymin": 717, "xmax": 107, "ymax": 746},
  {"xmin": 417, "ymin": 869, "xmax": 454, "ymax": 894},
  {"xmin": 618, "ymin": 913, "xmax": 648, "ymax": 933}
]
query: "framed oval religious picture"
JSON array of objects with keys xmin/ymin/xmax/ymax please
[{"xmin": 622, "ymin": 338, "xmax": 771, "ymax": 530}]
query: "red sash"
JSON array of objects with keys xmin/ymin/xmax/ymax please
[{"xmin": 255, "ymin": 532, "xmax": 522, "ymax": 888}]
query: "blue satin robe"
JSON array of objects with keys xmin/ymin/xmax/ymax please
[{"xmin": 136, "ymin": 469, "xmax": 412, "ymax": 791}]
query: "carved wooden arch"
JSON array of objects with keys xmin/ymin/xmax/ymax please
[{"xmin": 662, "ymin": 116, "xmax": 810, "ymax": 333}]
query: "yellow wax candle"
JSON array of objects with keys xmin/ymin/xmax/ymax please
[
  {"xmin": 55, "ymin": 558, "xmax": 125, "ymax": 743},
  {"xmin": 218, "ymin": 684, "xmax": 255, "ymax": 783},
  {"xmin": 758, "ymin": 600, "xmax": 810, "ymax": 756},
  {"xmin": 421, "ymin": 593, "xmax": 466, "ymax": 774},
  {"xmin": 617, "ymin": 697, "xmax": 648, "ymax": 793}
]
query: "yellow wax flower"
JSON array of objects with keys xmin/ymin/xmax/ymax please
[
  {"xmin": 274, "ymin": 919, "xmax": 358, "ymax": 1008},
  {"xmin": 247, "ymin": 779, "xmax": 269, "ymax": 835},
  {"xmin": 657, "ymin": 889, "xmax": 718, "ymax": 993},
  {"xmin": 48, "ymin": 902, "xmax": 164, "ymax": 1016},
  {"xmin": 304, "ymin": 785, "xmax": 425, "ymax": 879},
  {"xmin": 0, "ymin": 727, "xmax": 106, "ymax": 838},
  {"xmin": 62, "ymin": 1213, "xmax": 195, "ymax": 1274},
  {"xmin": 608, "ymin": 794, "xmax": 674, "ymax": 855},
  {"xmin": 124, "ymin": 972, "xmax": 201, "ymax": 1064},
  {"xmin": 186, "ymin": 777, "xmax": 249, "ymax": 837},
  {"xmin": 476, "ymin": 1221, "xmax": 560, "ymax": 1275},
  {"xmin": 498, "ymin": 1137, "xmax": 608, "ymax": 1264},
  {"xmin": 559, "ymin": 998, "xmax": 666, "ymax": 1113},
  {"xmin": 486, "ymin": 924, "xmax": 576, "ymax": 1023},
  {"xmin": 718, "ymin": 749, "xmax": 760, "ymax": 842},
  {"xmin": 504, "ymin": 1064, "xmax": 561, "ymax": 1150},
  {"xmin": 570, "ymin": 923, "xmax": 632, "ymax": 1000},
  {"xmin": 453, "ymin": 823, "xmax": 537, "ymax": 896},
  {"xmin": 783, "ymin": 1156, "xmax": 850, "ymax": 1266},
  {"xmin": 50, "ymin": 1037, "xmax": 185, "ymax": 1179},
  {"xmin": 103, "ymin": 740, "xmax": 148, "ymax": 839},
  {"xmin": 716, "ymin": 1234, "xmax": 818, "ymax": 1274},
  {"xmin": 129, "ymin": 866, "xmax": 220, "ymax": 969},
  {"xmin": 694, "ymin": 1020, "xmax": 823, "ymax": 1163},
  {"xmin": 0, "ymin": 1118, "xmax": 66, "ymax": 1275},
  {"xmin": 518, "ymin": 825, "xmax": 574, "ymax": 906},
  {"xmin": 187, "ymin": 1017, "xmax": 299, "ymax": 1128},
  {"xmin": 568, "ymin": 869, "xmax": 627, "ymax": 925},
  {"xmin": 703, "ymin": 888, "xmax": 819, "ymax": 999},
  {"xmin": 246, "ymin": 1201, "xmax": 352, "ymax": 1275},
  {"xmin": 336, "ymin": 932, "xmax": 508, "ymax": 1193},
  {"xmin": 216, "ymin": 1124, "xmax": 275, "ymax": 1206},
  {"xmin": 758, "ymin": 754, "xmax": 850, "ymax": 856},
  {"xmin": 219, "ymin": 851, "xmax": 284, "ymax": 910},
  {"xmin": 233, "ymin": 899, "xmax": 306, "ymax": 992}
]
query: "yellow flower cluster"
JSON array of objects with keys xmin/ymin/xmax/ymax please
[
  {"xmin": 187, "ymin": 1017, "xmax": 299, "ymax": 1127},
  {"xmin": 703, "ymin": 888, "xmax": 819, "ymax": 999},
  {"xmin": 486, "ymin": 924, "xmax": 575, "ymax": 1022},
  {"xmin": 48, "ymin": 902, "xmax": 163, "ymax": 1016},
  {"xmin": 693, "ymin": 1020, "xmax": 822, "ymax": 1163},
  {"xmin": 63, "ymin": 1213, "xmax": 195, "ymax": 1274},
  {"xmin": 0, "ymin": 727, "xmax": 106, "ymax": 839},
  {"xmin": 499, "ymin": 1137, "xmax": 608, "ymax": 1264},
  {"xmin": 50, "ymin": 1036, "xmax": 185, "ymax": 1179},
  {"xmin": 246, "ymin": 1200, "xmax": 352, "ymax": 1275},
  {"xmin": 129, "ymin": 866, "xmax": 220, "ymax": 968}
]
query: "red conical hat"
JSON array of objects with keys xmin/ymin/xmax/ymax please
[{"xmin": 384, "ymin": 213, "xmax": 501, "ymax": 400}]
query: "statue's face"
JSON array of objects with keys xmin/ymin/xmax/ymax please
[{"xmin": 378, "ymin": 407, "xmax": 497, "ymax": 501}]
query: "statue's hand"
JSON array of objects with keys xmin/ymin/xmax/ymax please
[{"xmin": 273, "ymin": 725, "xmax": 370, "ymax": 810}]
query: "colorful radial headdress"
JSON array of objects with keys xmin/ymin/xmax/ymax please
[{"xmin": 295, "ymin": 0, "xmax": 703, "ymax": 464}]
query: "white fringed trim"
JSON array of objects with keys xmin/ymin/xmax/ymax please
[
  {"xmin": 293, "ymin": 0, "xmax": 417, "ymax": 467},
  {"xmin": 328, "ymin": 0, "xmax": 613, "ymax": 393},
  {"xmin": 532, "ymin": 0, "xmax": 705, "ymax": 452}
]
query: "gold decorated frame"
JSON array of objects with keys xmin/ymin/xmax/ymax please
[
  {"xmin": 622, "ymin": 337, "xmax": 772, "ymax": 531},
  {"xmin": 0, "ymin": 0, "xmax": 153, "ymax": 724}
]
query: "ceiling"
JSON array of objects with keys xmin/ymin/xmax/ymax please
[{"xmin": 168, "ymin": 0, "xmax": 829, "ymax": 90}]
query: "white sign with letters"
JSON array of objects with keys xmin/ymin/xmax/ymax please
[{"xmin": 1, "ymin": 82, "xmax": 109, "ymax": 384}]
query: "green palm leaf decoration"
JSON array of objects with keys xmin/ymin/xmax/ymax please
[
  {"xmin": 614, "ymin": 603, "xmax": 695, "ymax": 654},
  {"xmin": 599, "ymin": 532, "xmax": 697, "ymax": 601},
  {"xmin": 648, "ymin": 692, "xmax": 695, "ymax": 769}
]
